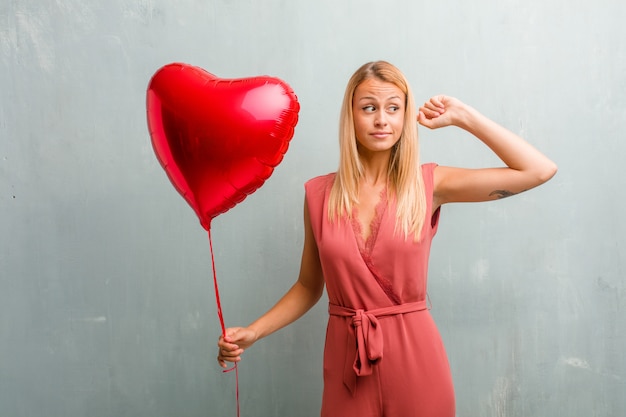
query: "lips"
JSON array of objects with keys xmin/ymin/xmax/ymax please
[{"xmin": 371, "ymin": 131, "xmax": 391, "ymax": 139}]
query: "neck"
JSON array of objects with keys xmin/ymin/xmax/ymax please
[{"xmin": 359, "ymin": 151, "xmax": 391, "ymax": 187}]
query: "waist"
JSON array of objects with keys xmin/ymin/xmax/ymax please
[
  {"xmin": 328, "ymin": 300, "xmax": 428, "ymax": 318},
  {"xmin": 327, "ymin": 299, "xmax": 429, "ymax": 396}
]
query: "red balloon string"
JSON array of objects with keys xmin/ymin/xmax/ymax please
[{"xmin": 207, "ymin": 228, "xmax": 241, "ymax": 417}]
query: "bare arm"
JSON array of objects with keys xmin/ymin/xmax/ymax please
[
  {"xmin": 418, "ymin": 96, "xmax": 558, "ymax": 208},
  {"xmin": 217, "ymin": 199, "xmax": 324, "ymax": 367}
]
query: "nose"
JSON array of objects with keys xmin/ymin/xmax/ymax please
[{"xmin": 374, "ymin": 111, "xmax": 387, "ymax": 127}]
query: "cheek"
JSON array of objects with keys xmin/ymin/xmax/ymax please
[
  {"xmin": 353, "ymin": 117, "xmax": 368, "ymax": 135},
  {"xmin": 392, "ymin": 115, "xmax": 405, "ymax": 131}
]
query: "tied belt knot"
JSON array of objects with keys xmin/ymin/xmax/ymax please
[{"xmin": 328, "ymin": 300, "xmax": 428, "ymax": 396}]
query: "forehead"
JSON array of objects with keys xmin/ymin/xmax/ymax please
[{"xmin": 354, "ymin": 78, "xmax": 404, "ymax": 100}]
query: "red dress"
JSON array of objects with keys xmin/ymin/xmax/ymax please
[{"xmin": 305, "ymin": 163, "xmax": 455, "ymax": 417}]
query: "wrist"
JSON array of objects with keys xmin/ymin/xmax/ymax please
[
  {"xmin": 246, "ymin": 323, "xmax": 263, "ymax": 342},
  {"xmin": 453, "ymin": 103, "xmax": 481, "ymax": 132}
]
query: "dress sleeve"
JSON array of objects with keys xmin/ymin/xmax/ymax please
[
  {"xmin": 304, "ymin": 173, "xmax": 335, "ymax": 243},
  {"xmin": 420, "ymin": 163, "xmax": 441, "ymax": 235}
]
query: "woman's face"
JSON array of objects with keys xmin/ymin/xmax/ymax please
[{"xmin": 352, "ymin": 78, "xmax": 405, "ymax": 156}]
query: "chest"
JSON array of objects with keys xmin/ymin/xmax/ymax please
[{"xmin": 353, "ymin": 184, "xmax": 388, "ymax": 243}]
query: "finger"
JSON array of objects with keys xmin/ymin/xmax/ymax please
[
  {"xmin": 223, "ymin": 330, "xmax": 239, "ymax": 341},
  {"xmin": 217, "ymin": 356, "xmax": 228, "ymax": 368},
  {"xmin": 217, "ymin": 341, "xmax": 241, "ymax": 354},
  {"xmin": 217, "ymin": 352, "xmax": 241, "ymax": 367},
  {"xmin": 218, "ymin": 349, "xmax": 243, "ymax": 365},
  {"xmin": 430, "ymin": 96, "xmax": 446, "ymax": 110},
  {"xmin": 421, "ymin": 100, "xmax": 442, "ymax": 113},
  {"xmin": 218, "ymin": 335, "xmax": 238, "ymax": 346},
  {"xmin": 420, "ymin": 106, "xmax": 442, "ymax": 119},
  {"xmin": 218, "ymin": 343, "xmax": 240, "ymax": 355},
  {"xmin": 223, "ymin": 327, "xmax": 245, "ymax": 343},
  {"xmin": 418, "ymin": 111, "xmax": 434, "ymax": 128},
  {"xmin": 418, "ymin": 119, "xmax": 434, "ymax": 129}
]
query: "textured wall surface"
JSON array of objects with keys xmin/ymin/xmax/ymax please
[{"xmin": 1, "ymin": 1, "xmax": 625, "ymax": 416}]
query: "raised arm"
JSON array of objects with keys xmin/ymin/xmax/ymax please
[
  {"xmin": 418, "ymin": 95, "xmax": 557, "ymax": 208},
  {"xmin": 217, "ymin": 199, "xmax": 325, "ymax": 367}
]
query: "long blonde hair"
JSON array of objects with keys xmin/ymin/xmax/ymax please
[{"xmin": 328, "ymin": 61, "xmax": 427, "ymax": 240}]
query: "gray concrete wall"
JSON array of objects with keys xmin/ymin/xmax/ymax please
[{"xmin": 1, "ymin": 1, "xmax": 624, "ymax": 416}]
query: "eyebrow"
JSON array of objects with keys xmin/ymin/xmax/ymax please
[{"xmin": 357, "ymin": 95, "xmax": 403, "ymax": 102}]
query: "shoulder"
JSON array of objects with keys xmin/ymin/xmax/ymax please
[
  {"xmin": 305, "ymin": 172, "xmax": 336, "ymax": 194},
  {"xmin": 421, "ymin": 162, "xmax": 438, "ymax": 172},
  {"xmin": 420, "ymin": 162, "xmax": 438, "ymax": 182},
  {"xmin": 305, "ymin": 173, "xmax": 335, "ymax": 223}
]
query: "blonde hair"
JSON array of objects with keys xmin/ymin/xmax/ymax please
[{"xmin": 328, "ymin": 61, "xmax": 427, "ymax": 240}]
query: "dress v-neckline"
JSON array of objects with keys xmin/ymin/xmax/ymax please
[
  {"xmin": 351, "ymin": 186, "xmax": 389, "ymax": 256},
  {"xmin": 350, "ymin": 186, "xmax": 403, "ymax": 305}
]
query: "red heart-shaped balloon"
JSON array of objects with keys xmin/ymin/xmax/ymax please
[{"xmin": 146, "ymin": 63, "xmax": 300, "ymax": 230}]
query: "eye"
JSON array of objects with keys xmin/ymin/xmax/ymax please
[
  {"xmin": 362, "ymin": 105, "xmax": 376, "ymax": 112},
  {"xmin": 388, "ymin": 105, "xmax": 401, "ymax": 113}
]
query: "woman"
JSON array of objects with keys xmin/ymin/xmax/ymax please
[{"xmin": 217, "ymin": 61, "xmax": 557, "ymax": 416}]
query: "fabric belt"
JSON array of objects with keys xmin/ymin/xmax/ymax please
[{"xmin": 328, "ymin": 300, "xmax": 428, "ymax": 396}]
